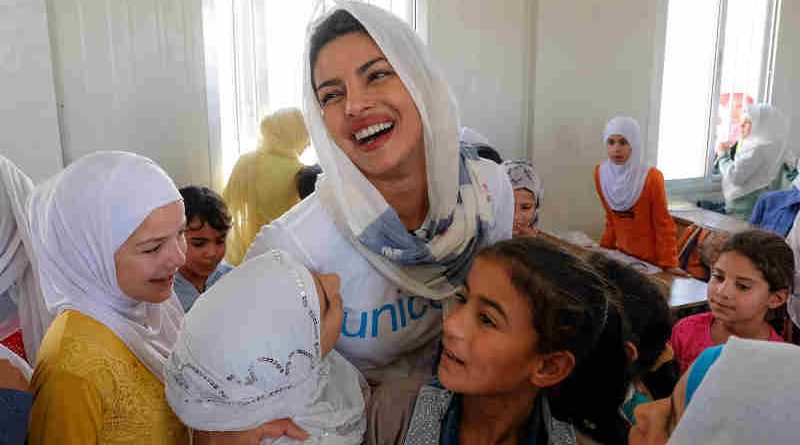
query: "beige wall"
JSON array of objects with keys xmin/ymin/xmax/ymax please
[{"xmin": 427, "ymin": 0, "xmax": 536, "ymax": 161}]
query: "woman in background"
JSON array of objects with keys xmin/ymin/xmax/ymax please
[
  {"xmin": 716, "ymin": 103, "xmax": 794, "ymax": 220},
  {"xmin": 595, "ymin": 116, "xmax": 687, "ymax": 276},
  {"xmin": 223, "ymin": 108, "xmax": 310, "ymax": 265}
]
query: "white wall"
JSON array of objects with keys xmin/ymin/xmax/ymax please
[
  {"xmin": 46, "ymin": 0, "xmax": 210, "ymax": 187},
  {"xmin": 531, "ymin": 0, "xmax": 667, "ymax": 238},
  {"xmin": 427, "ymin": 0, "xmax": 536, "ymax": 160},
  {"xmin": 0, "ymin": 0, "xmax": 63, "ymax": 183}
]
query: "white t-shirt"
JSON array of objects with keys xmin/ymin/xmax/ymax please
[{"xmin": 246, "ymin": 159, "xmax": 513, "ymax": 381}]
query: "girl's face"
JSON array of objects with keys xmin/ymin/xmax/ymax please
[
  {"xmin": 115, "ymin": 201, "xmax": 187, "ymax": 303},
  {"xmin": 740, "ymin": 118, "xmax": 753, "ymax": 140},
  {"xmin": 706, "ymin": 251, "xmax": 787, "ymax": 326},
  {"xmin": 606, "ymin": 134, "xmax": 632, "ymax": 165},
  {"xmin": 628, "ymin": 369, "xmax": 690, "ymax": 445},
  {"xmin": 438, "ymin": 256, "xmax": 542, "ymax": 395},
  {"xmin": 313, "ymin": 32, "xmax": 425, "ymax": 181},
  {"xmin": 313, "ymin": 272, "xmax": 343, "ymax": 357},
  {"xmin": 180, "ymin": 217, "xmax": 227, "ymax": 280},
  {"xmin": 512, "ymin": 189, "xmax": 537, "ymax": 237}
]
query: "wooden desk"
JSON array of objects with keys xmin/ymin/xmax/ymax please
[
  {"xmin": 669, "ymin": 204, "xmax": 750, "ymax": 234},
  {"xmin": 537, "ymin": 232, "xmax": 707, "ymax": 312}
]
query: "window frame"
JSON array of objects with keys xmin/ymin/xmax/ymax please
[{"xmin": 656, "ymin": 0, "xmax": 782, "ymax": 198}]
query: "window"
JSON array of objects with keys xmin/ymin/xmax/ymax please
[
  {"xmin": 203, "ymin": 0, "xmax": 425, "ymax": 188},
  {"xmin": 656, "ymin": 0, "xmax": 781, "ymax": 182}
]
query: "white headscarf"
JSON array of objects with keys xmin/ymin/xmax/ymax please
[
  {"xmin": 724, "ymin": 103, "xmax": 791, "ymax": 201},
  {"xmin": 669, "ymin": 337, "xmax": 800, "ymax": 445},
  {"xmin": 598, "ymin": 116, "xmax": 651, "ymax": 211},
  {"xmin": 0, "ymin": 155, "xmax": 52, "ymax": 361},
  {"xmin": 305, "ymin": 1, "xmax": 493, "ymax": 300},
  {"xmin": 29, "ymin": 151, "xmax": 184, "ymax": 381},
  {"xmin": 166, "ymin": 249, "xmax": 366, "ymax": 440}
]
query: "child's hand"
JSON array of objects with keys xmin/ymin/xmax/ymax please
[
  {"xmin": 664, "ymin": 267, "xmax": 690, "ymax": 278},
  {"xmin": 195, "ymin": 419, "xmax": 309, "ymax": 444},
  {"xmin": 0, "ymin": 360, "xmax": 28, "ymax": 392}
]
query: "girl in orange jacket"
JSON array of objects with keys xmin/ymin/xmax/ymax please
[{"xmin": 595, "ymin": 116, "xmax": 687, "ymax": 276}]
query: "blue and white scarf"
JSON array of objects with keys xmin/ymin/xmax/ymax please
[{"xmin": 305, "ymin": 2, "xmax": 493, "ymax": 300}]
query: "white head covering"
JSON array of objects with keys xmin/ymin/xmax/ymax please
[
  {"xmin": 166, "ymin": 249, "xmax": 366, "ymax": 439},
  {"xmin": 598, "ymin": 116, "xmax": 650, "ymax": 211},
  {"xmin": 305, "ymin": 1, "xmax": 493, "ymax": 300},
  {"xmin": 29, "ymin": 151, "xmax": 184, "ymax": 381},
  {"xmin": 725, "ymin": 103, "xmax": 791, "ymax": 201},
  {"xmin": 459, "ymin": 127, "xmax": 491, "ymax": 147},
  {"xmin": 0, "ymin": 155, "xmax": 52, "ymax": 361},
  {"xmin": 669, "ymin": 337, "xmax": 800, "ymax": 445}
]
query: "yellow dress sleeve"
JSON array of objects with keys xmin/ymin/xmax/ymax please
[{"xmin": 28, "ymin": 370, "xmax": 103, "ymax": 444}]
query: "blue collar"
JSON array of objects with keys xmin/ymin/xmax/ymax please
[{"xmin": 440, "ymin": 393, "xmax": 543, "ymax": 445}]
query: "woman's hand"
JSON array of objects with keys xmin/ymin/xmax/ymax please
[
  {"xmin": 195, "ymin": 419, "xmax": 309, "ymax": 444},
  {"xmin": 664, "ymin": 267, "xmax": 690, "ymax": 278},
  {"xmin": 715, "ymin": 141, "xmax": 733, "ymax": 156},
  {"xmin": 0, "ymin": 360, "xmax": 28, "ymax": 392}
]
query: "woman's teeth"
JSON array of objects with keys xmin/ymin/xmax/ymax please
[{"xmin": 354, "ymin": 122, "xmax": 393, "ymax": 142}]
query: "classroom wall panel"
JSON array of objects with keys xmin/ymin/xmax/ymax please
[
  {"xmin": 427, "ymin": 0, "xmax": 535, "ymax": 161},
  {"xmin": 46, "ymin": 0, "xmax": 210, "ymax": 187},
  {"xmin": 0, "ymin": 0, "xmax": 63, "ymax": 183}
]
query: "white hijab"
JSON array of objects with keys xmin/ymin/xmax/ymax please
[
  {"xmin": 166, "ymin": 249, "xmax": 366, "ymax": 441},
  {"xmin": 304, "ymin": 1, "xmax": 492, "ymax": 300},
  {"xmin": 724, "ymin": 103, "xmax": 791, "ymax": 201},
  {"xmin": 669, "ymin": 337, "xmax": 800, "ymax": 444},
  {"xmin": 0, "ymin": 155, "xmax": 52, "ymax": 361},
  {"xmin": 29, "ymin": 151, "xmax": 183, "ymax": 382},
  {"xmin": 598, "ymin": 116, "xmax": 651, "ymax": 211}
]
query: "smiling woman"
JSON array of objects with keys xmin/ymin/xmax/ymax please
[
  {"xmin": 27, "ymin": 152, "xmax": 189, "ymax": 444},
  {"xmin": 244, "ymin": 2, "xmax": 513, "ymax": 442},
  {"xmin": 246, "ymin": 0, "xmax": 513, "ymax": 383}
]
